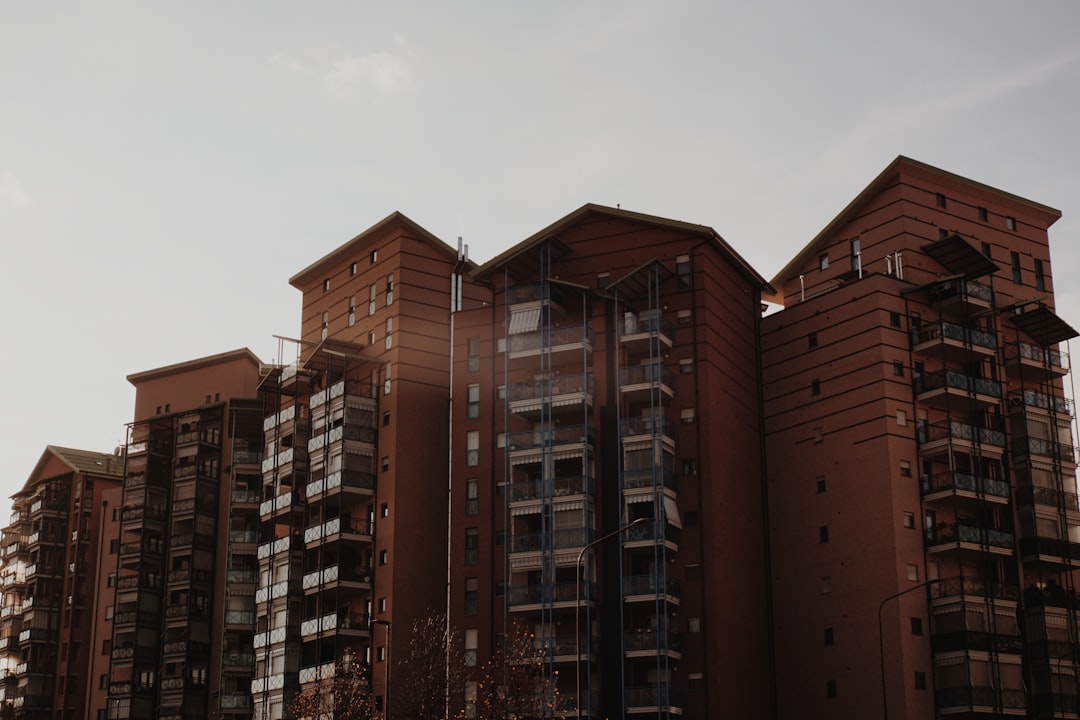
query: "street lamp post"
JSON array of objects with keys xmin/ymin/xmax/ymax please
[
  {"xmin": 371, "ymin": 619, "xmax": 391, "ymax": 718},
  {"xmin": 575, "ymin": 517, "xmax": 648, "ymax": 720},
  {"xmin": 879, "ymin": 578, "xmax": 941, "ymax": 720}
]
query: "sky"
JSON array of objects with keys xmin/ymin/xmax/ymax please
[{"xmin": 2, "ymin": 1, "xmax": 1079, "ymax": 501}]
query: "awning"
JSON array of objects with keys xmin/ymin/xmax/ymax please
[
  {"xmin": 552, "ymin": 499, "xmax": 584, "ymax": 513},
  {"xmin": 664, "ymin": 496, "xmax": 682, "ymax": 529},
  {"xmin": 508, "ymin": 307, "xmax": 541, "ymax": 335},
  {"xmin": 511, "ymin": 504, "xmax": 541, "ymax": 517}
]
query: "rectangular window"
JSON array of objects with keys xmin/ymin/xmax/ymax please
[
  {"xmin": 811, "ymin": 379, "xmax": 821, "ymax": 396},
  {"xmin": 466, "ymin": 384, "xmax": 480, "ymax": 419},
  {"xmin": 348, "ymin": 296, "xmax": 356, "ymax": 327},
  {"xmin": 826, "ymin": 680, "xmax": 837, "ymax": 699},
  {"xmin": 896, "ymin": 409, "xmax": 907, "ymax": 426},
  {"xmin": 1006, "ymin": 216, "xmax": 1016, "ymax": 231},
  {"xmin": 370, "ymin": 249, "xmax": 378, "ymax": 264},
  {"xmin": 935, "ymin": 192, "xmax": 946, "ymax": 208},
  {"xmin": 381, "ymin": 456, "xmax": 390, "ymax": 473},
  {"xmin": 385, "ymin": 317, "xmax": 393, "ymax": 350},
  {"xmin": 819, "ymin": 525, "xmax": 829, "ymax": 543},
  {"xmin": 379, "ymin": 549, "xmax": 388, "ymax": 565},
  {"xmin": 323, "ymin": 278, "xmax": 331, "ymax": 292},
  {"xmin": 676, "ymin": 255, "xmax": 691, "ymax": 289},
  {"xmin": 369, "ymin": 283, "xmax": 377, "ymax": 315},
  {"xmin": 680, "ymin": 408, "xmax": 696, "ymax": 424},
  {"xmin": 465, "ymin": 478, "xmax": 479, "ymax": 516},
  {"xmin": 677, "ymin": 309, "xmax": 692, "ymax": 326},
  {"xmin": 386, "ymin": 273, "xmax": 394, "ymax": 305},
  {"xmin": 816, "ymin": 477, "xmax": 826, "ymax": 493},
  {"xmin": 911, "ymin": 617, "xmax": 923, "ymax": 635},
  {"xmin": 850, "ymin": 237, "xmax": 861, "ymax": 273},
  {"xmin": 824, "ymin": 627, "xmax": 834, "ymax": 645},
  {"xmin": 907, "ymin": 563, "xmax": 920, "ymax": 581},
  {"xmin": 893, "ymin": 361, "xmax": 905, "ymax": 377},
  {"xmin": 938, "ymin": 228, "xmax": 949, "ymax": 240},
  {"xmin": 821, "ymin": 576, "xmax": 832, "ymax": 593},
  {"xmin": 914, "ymin": 671, "xmax": 927, "ymax": 690},
  {"xmin": 465, "ymin": 528, "xmax": 479, "ymax": 565},
  {"xmin": 321, "ymin": 312, "xmax": 328, "ymax": 340},
  {"xmin": 903, "ymin": 512, "xmax": 915, "ymax": 529},
  {"xmin": 1011, "ymin": 251, "xmax": 1022, "ymax": 284},
  {"xmin": 819, "ymin": 254, "xmax": 828, "ymax": 271},
  {"xmin": 808, "ymin": 332, "xmax": 818, "ymax": 349},
  {"xmin": 383, "ymin": 362, "xmax": 391, "ymax": 395},
  {"xmin": 466, "ymin": 431, "xmax": 479, "ymax": 467},
  {"xmin": 350, "ymin": 261, "xmax": 358, "ymax": 275},
  {"xmin": 890, "ymin": 311, "xmax": 901, "ymax": 328},
  {"xmin": 900, "ymin": 460, "xmax": 912, "ymax": 477},
  {"xmin": 464, "ymin": 577, "xmax": 479, "ymax": 616},
  {"xmin": 679, "ymin": 358, "xmax": 694, "ymax": 374},
  {"xmin": 978, "ymin": 207, "xmax": 988, "ymax": 222},
  {"xmin": 1034, "ymin": 259, "xmax": 1046, "ymax": 291},
  {"xmin": 981, "ymin": 241, "xmax": 991, "ymax": 258},
  {"xmin": 467, "ymin": 337, "xmax": 481, "ymax": 372},
  {"xmin": 464, "ymin": 628, "xmax": 478, "ymax": 667}
]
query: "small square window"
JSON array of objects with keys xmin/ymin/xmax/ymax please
[
  {"xmin": 813, "ymin": 426, "xmax": 823, "ymax": 444},
  {"xmin": 816, "ymin": 477, "xmax": 826, "ymax": 493},
  {"xmin": 819, "ymin": 254, "xmax": 829, "ymax": 271},
  {"xmin": 677, "ymin": 309, "xmax": 692, "ymax": 326},
  {"xmin": 686, "ymin": 564, "xmax": 701, "ymax": 581},
  {"xmin": 938, "ymin": 228, "xmax": 949, "ymax": 240},
  {"xmin": 1006, "ymin": 216, "xmax": 1016, "ymax": 231},
  {"xmin": 903, "ymin": 512, "xmax": 915, "ymax": 529},
  {"xmin": 808, "ymin": 332, "xmax": 818, "ymax": 349},
  {"xmin": 914, "ymin": 671, "xmax": 927, "ymax": 690},
  {"xmin": 907, "ymin": 564, "xmax": 919, "ymax": 581},
  {"xmin": 978, "ymin": 207, "xmax": 988, "ymax": 222},
  {"xmin": 893, "ymin": 361, "xmax": 905, "ymax": 377},
  {"xmin": 819, "ymin": 525, "xmax": 829, "ymax": 543},
  {"xmin": 683, "ymin": 460, "xmax": 697, "ymax": 475},
  {"xmin": 900, "ymin": 460, "xmax": 912, "ymax": 477},
  {"xmin": 371, "ymin": 249, "xmax": 378, "ymax": 264},
  {"xmin": 911, "ymin": 617, "xmax": 923, "ymax": 635},
  {"xmin": 687, "ymin": 617, "xmax": 701, "ymax": 633},
  {"xmin": 824, "ymin": 627, "xmax": 834, "ymax": 646},
  {"xmin": 676, "ymin": 255, "xmax": 691, "ymax": 289},
  {"xmin": 684, "ymin": 510, "xmax": 698, "ymax": 527},
  {"xmin": 679, "ymin": 358, "xmax": 694, "ymax": 374},
  {"xmin": 383, "ymin": 411, "xmax": 391, "ymax": 426},
  {"xmin": 680, "ymin": 408, "xmax": 696, "ymax": 424},
  {"xmin": 811, "ymin": 379, "xmax": 821, "ymax": 396},
  {"xmin": 890, "ymin": 311, "xmax": 901, "ymax": 328},
  {"xmin": 826, "ymin": 680, "xmax": 837, "ymax": 699}
]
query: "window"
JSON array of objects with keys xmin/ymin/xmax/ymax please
[
  {"xmin": 323, "ymin": 278, "xmax": 330, "ymax": 292},
  {"xmin": 824, "ymin": 627, "xmax": 834, "ymax": 646},
  {"xmin": 914, "ymin": 671, "xmax": 927, "ymax": 690},
  {"xmin": 907, "ymin": 564, "xmax": 920, "ymax": 581},
  {"xmin": 383, "ymin": 411, "xmax": 391, "ymax": 426},
  {"xmin": 893, "ymin": 361, "xmax": 905, "ymax": 377},
  {"xmin": 466, "ymin": 384, "xmax": 480, "ymax": 419},
  {"xmin": 348, "ymin": 296, "xmax": 356, "ymax": 326},
  {"xmin": 464, "ymin": 680, "xmax": 478, "ymax": 719},
  {"xmin": 935, "ymin": 192, "xmax": 946, "ymax": 208},
  {"xmin": 811, "ymin": 379, "xmax": 821, "ymax": 396},
  {"xmin": 378, "ymin": 597, "xmax": 386, "ymax": 613},
  {"xmin": 350, "ymin": 261, "xmax": 358, "ymax": 275},
  {"xmin": 464, "ymin": 628, "xmax": 478, "ymax": 667},
  {"xmin": 819, "ymin": 525, "xmax": 829, "ymax": 543},
  {"xmin": 687, "ymin": 617, "xmax": 702, "ymax": 633},
  {"xmin": 685, "ymin": 564, "xmax": 701, "ymax": 581},
  {"xmin": 465, "ymin": 528, "xmax": 479, "ymax": 565},
  {"xmin": 978, "ymin": 207, "xmax": 988, "ymax": 222},
  {"xmin": 808, "ymin": 332, "xmax": 818, "ymax": 349},
  {"xmin": 826, "ymin": 680, "xmax": 837, "ymax": 699},
  {"xmin": 383, "ymin": 362, "xmax": 391, "ymax": 395},
  {"xmin": 897, "ymin": 409, "xmax": 907, "ymax": 427},
  {"xmin": 850, "ymin": 237, "xmax": 861, "ymax": 273},
  {"xmin": 321, "ymin": 312, "xmax": 328, "ymax": 340},
  {"xmin": 464, "ymin": 578, "xmax": 479, "ymax": 616},
  {"xmin": 379, "ymin": 549, "xmax": 388, "ymax": 566},
  {"xmin": 465, "ymin": 479, "xmax": 479, "ymax": 516},
  {"xmin": 679, "ymin": 358, "xmax": 694, "ymax": 374},
  {"xmin": 496, "ymin": 384, "xmax": 506, "ymax": 399},
  {"xmin": 819, "ymin": 254, "xmax": 828, "ymax": 271},
  {"xmin": 370, "ymin": 249, "xmax": 378, "ymax": 264},
  {"xmin": 1006, "ymin": 216, "xmax": 1016, "ymax": 231},
  {"xmin": 467, "ymin": 337, "xmax": 481, "ymax": 372},
  {"xmin": 109, "ymin": 539, "xmax": 119, "ymax": 554},
  {"xmin": 386, "ymin": 273, "xmax": 394, "ymax": 305},
  {"xmin": 368, "ymin": 330, "xmax": 376, "ymax": 346},
  {"xmin": 102, "ymin": 639, "xmax": 111, "ymax": 656},
  {"xmin": 385, "ymin": 317, "xmax": 392, "ymax": 350},
  {"xmin": 890, "ymin": 311, "xmax": 901, "ymax": 328},
  {"xmin": 676, "ymin": 255, "xmax": 691, "ymax": 289},
  {"xmin": 680, "ymin": 408, "xmax": 696, "ymax": 424},
  {"xmin": 596, "ymin": 272, "xmax": 610, "ymax": 288},
  {"xmin": 821, "ymin": 576, "xmax": 832, "ymax": 594},
  {"xmin": 938, "ymin": 228, "xmax": 949, "ymax": 240},
  {"xmin": 369, "ymin": 283, "xmax": 377, "ymax": 315},
  {"xmin": 903, "ymin": 512, "xmax": 915, "ymax": 529},
  {"xmin": 377, "ymin": 646, "xmax": 385, "ymax": 662},
  {"xmin": 684, "ymin": 510, "xmax": 698, "ymax": 527},
  {"xmin": 1035, "ymin": 259, "xmax": 1046, "ymax": 291},
  {"xmin": 107, "ymin": 572, "xmax": 116, "ymax": 587},
  {"xmin": 99, "ymin": 674, "xmax": 109, "ymax": 690},
  {"xmin": 816, "ymin": 477, "xmax": 826, "ymax": 493},
  {"xmin": 381, "ymin": 503, "xmax": 389, "ymax": 518},
  {"xmin": 900, "ymin": 460, "xmax": 912, "ymax": 478},
  {"xmin": 981, "ymin": 241, "xmax": 991, "ymax": 257},
  {"xmin": 381, "ymin": 456, "xmax": 390, "ymax": 473},
  {"xmin": 466, "ymin": 431, "xmax": 479, "ymax": 467},
  {"xmin": 496, "ymin": 433, "xmax": 506, "ymax": 448},
  {"xmin": 1011, "ymin": 251, "xmax": 1022, "ymax": 284},
  {"xmin": 677, "ymin": 309, "xmax": 692, "ymax": 326},
  {"xmin": 911, "ymin": 617, "xmax": 923, "ymax": 635},
  {"xmin": 105, "ymin": 605, "xmax": 114, "ymax": 620},
  {"xmin": 683, "ymin": 460, "xmax": 697, "ymax": 475}
]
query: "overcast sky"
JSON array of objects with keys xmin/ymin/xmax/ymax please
[{"xmin": 2, "ymin": 1, "xmax": 1079, "ymax": 500}]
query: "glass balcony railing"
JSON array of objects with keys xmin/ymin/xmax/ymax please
[
  {"xmin": 619, "ymin": 362, "xmax": 675, "ymax": 389},
  {"xmin": 506, "ymin": 424, "xmax": 594, "ymax": 452},
  {"xmin": 508, "ymin": 475, "xmax": 592, "ymax": 501},
  {"xmin": 507, "ymin": 325, "xmax": 591, "ymax": 354},
  {"xmin": 621, "ymin": 414, "xmax": 678, "ymax": 440},
  {"xmin": 625, "ymin": 685, "xmax": 683, "ymax": 709},
  {"xmin": 1017, "ymin": 485, "xmax": 1080, "ymax": 512},
  {"xmin": 622, "ymin": 467, "xmax": 678, "ymax": 492},
  {"xmin": 507, "ymin": 581, "xmax": 592, "ymax": 606},
  {"xmin": 507, "ymin": 373, "xmax": 593, "ymax": 403},
  {"xmin": 507, "ymin": 282, "xmax": 563, "ymax": 306},
  {"xmin": 930, "ymin": 576, "xmax": 1018, "ymax": 602},
  {"xmin": 622, "ymin": 574, "xmax": 682, "ymax": 598}
]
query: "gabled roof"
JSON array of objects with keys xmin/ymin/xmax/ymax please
[
  {"xmin": 472, "ymin": 203, "xmax": 770, "ymax": 290},
  {"xmin": 16, "ymin": 445, "xmax": 125, "ymax": 497},
  {"xmin": 767, "ymin": 156, "xmax": 1063, "ymax": 301},
  {"xmin": 289, "ymin": 211, "xmax": 471, "ymax": 290},
  {"xmin": 126, "ymin": 348, "xmax": 262, "ymax": 386}
]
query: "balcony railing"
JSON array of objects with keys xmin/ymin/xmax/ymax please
[
  {"xmin": 625, "ymin": 521, "xmax": 681, "ymax": 546},
  {"xmin": 621, "ymin": 414, "xmax": 678, "ymax": 441},
  {"xmin": 914, "ymin": 371, "xmax": 1002, "ymax": 399},
  {"xmin": 507, "ymin": 581, "xmax": 593, "ymax": 606},
  {"xmin": 1010, "ymin": 390, "xmax": 1073, "ymax": 416},
  {"xmin": 224, "ymin": 610, "xmax": 256, "ymax": 625},
  {"xmin": 930, "ymin": 576, "xmax": 1018, "ymax": 602},
  {"xmin": 506, "ymin": 424, "xmax": 594, "ymax": 452},
  {"xmin": 508, "ymin": 475, "xmax": 592, "ymax": 501},
  {"xmin": 1013, "ymin": 437, "xmax": 1077, "ymax": 463},
  {"xmin": 507, "ymin": 373, "xmax": 593, "ymax": 404},
  {"xmin": 621, "ymin": 309, "xmax": 672, "ymax": 338},
  {"xmin": 622, "ymin": 467, "xmax": 678, "ymax": 492},
  {"xmin": 912, "ymin": 322, "xmax": 997, "ymax": 351},
  {"xmin": 624, "ymin": 631, "xmax": 683, "ymax": 654},
  {"xmin": 510, "ymin": 528, "xmax": 592, "ymax": 553},
  {"xmin": 625, "ymin": 685, "xmax": 683, "ymax": 709},
  {"xmin": 622, "ymin": 574, "xmax": 682, "ymax": 599},
  {"xmin": 305, "ymin": 470, "xmax": 376, "ymax": 501},
  {"xmin": 936, "ymin": 687, "xmax": 1025, "ymax": 711},
  {"xmin": 507, "ymin": 324, "xmax": 592, "ymax": 354},
  {"xmin": 1017, "ymin": 485, "xmax": 1080, "ymax": 512},
  {"xmin": 619, "ymin": 362, "xmax": 675, "ymax": 390},
  {"xmin": 918, "ymin": 421, "xmax": 1005, "ymax": 448},
  {"xmin": 1004, "ymin": 342, "xmax": 1068, "ymax": 371},
  {"xmin": 507, "ymin": 282, "xmax": 563, "ymax": 306},
  {"xmin": 922, "ymin": 471, "xmax": 1009, "ymax": 499},
  {"xmin": 926, "ymin": 523, "xmax": 1014, "ymax": 550}
]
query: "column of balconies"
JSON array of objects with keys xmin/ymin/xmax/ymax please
[{"xmin": 252, "ymin": 534, "xmax": 303, "ymax": 716}]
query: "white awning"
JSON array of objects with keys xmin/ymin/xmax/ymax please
[
  {"xmin": 664, "ymin": 495, "xmax": 682, "ymax": 529},
  {"xmin": 508, "ymin": 307, "xmax": 541, "ymax": 335},
  {"xmin": 552, "ymin": 499, "xmax": 585, "ymax": 513},
  {"xmin": 511, "ymin": 504, "xmax": 541, "ymax": 517}
]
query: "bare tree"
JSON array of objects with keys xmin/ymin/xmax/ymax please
[
  {"xmin": 288, "ymin": 654, "xmax": 382, "ymax": 720},
  {"xmin": 471, "ymin": 620, "xmax": 565, "ymax": 720},
  {"xmin": 394, "ymin": 609, "xmax": 466, "ymax": 720}
]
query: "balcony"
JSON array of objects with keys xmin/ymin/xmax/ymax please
[
  {"xmin": 623, "ymin": 520, "xmax": 681, "ymax": 551},
  {"xmin": 303, "ymin": 516, "xmax": 374, "ymax": 547},
  {"xmin": 507, "ymin": 581, "xmax": 592, "ymax": 610},
  {"xmin": 300, "ymin": 609, "xmax": 371, "ymax": 639},
  {"xmin": 220, "ymin": 692, "xmax": 253, "ymax": 710},
  {"xmin": 261, "ymin": 446, "xmax": 308, "ymax": 475},
  {"xmin": 297, "ymin": 662, "xmax": 335, "ymax": 686},
  {"xmin": 1017, "ymin": 485, "xmax": 1080, "ymax": 513},
  {"xmin": 1003, "ymin": 341, "xmax": 1069, "ymax": 379},
  {"xmin": 308, "ymin": 424, "xmax": 377, "ymax": 453},
  {"xmin": 918, "ymin": 420, "xmax": 1005, "ymax": 458},
  {"xmin": 936, "ymin": 687, "xmax": 1025, "ymax": 714},
  {"xmin": 255, "ymin": 579, "xmax": 299, "ymax": 603},
  {"xmin": 930, "ymin": 576, "xmax": 1018, "ymax": 603},
  {"xmin": 619, "ymin": 362, "xmax": 675, "ymax": 402},
  {"xmin": 926, "ymin": 523, "xmax": 1014, "ymax": 556},
  {"xmin": 620, "ymin": 414, "xmax": 678, "ymax": 449},
  {"xmin": 620, "ymin": 310, "xmax": 673, "ymax": 355},
  {"xmin": 1012, "ymin": 437, "xmax": 1077, "ymax": 465},
  {"xmin": 507, "ymin": 373, "xmax": 593, "ymax": 418},
  {"xmin": 623, "ymin": 574, "xmax": 682, "ymax": 604},
  {"xmin": 624, "ymin": 631, "xmax": 682, "ymax": 659},
  {"xmin": 1009, "ymin": 390, "xmax": 1073, "ymax": 418},
  {"xmin": 226, "ymin": 569, "xmax": 258, "ymax": 585},
  {"xmin": 509, "ymin": 528, "xmax": 592, "ymax": 554},
  {"xmin": 305, "ymin": 469, "xmax": 376, "ymax": 503},
  {"xmin": 508, "ymin": 475, "xmax": 593, "ymax": 502},
  {"xmin": 624, "ymin": 685, "xmax": 683, "ymax": 714},
  {"xmin": 228, "ymin": 529, "xmax": 259, "ymax": 545},
  {"xmin": 507, "ymin": 424, "xmax": 594, "ymax": 465},
  {"xmin": 914, "ymin": 371, "xmax": 1002, "ymax": 409},
  {"xmin": 301, "ymin": 564, "xmax": 372, "ymax": 593},
  {"xmin": 912, "ymin": 321, "xmax": 997, "ymax": 358},
  {"xmin": 507, "ymin": 282, "xmax": 565, "ymax": 309},
  {"xmin": 1019, "ymin": 533, "xmax": 1080, "ymax": 568},
  {"xmin": 922, "ymin": 471, "xmax": 1010, "ymax": 505},
  {"xmin": 224, "ymin": 609, "xmax": 256, "ymax": 626},
  {"xmin": 259, "ymin": 490, "xmax": 296, "ymax": 520},
  {"xmin": 507, "ymin": 324, "xmax": 592, "ymax": 363},
  {"xmin": 929, "ymin": 278, "xmax": 993, "ymax": 311}
]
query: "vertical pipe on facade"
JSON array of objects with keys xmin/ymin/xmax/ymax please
[
  {"xmin": 613, "ymin": 285, "xmax": 626, "ymax": 720},
  {"xmin": 445, "ymin": 243, "xmax": 465, "ymax": 720}
]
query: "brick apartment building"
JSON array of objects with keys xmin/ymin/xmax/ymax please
[{"xmin": 0, "ymin": 156, "xmax": 1076, "ymax": 720}]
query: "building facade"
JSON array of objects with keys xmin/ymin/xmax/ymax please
[
  {"xmin": 447, "ymin": 205, "xmax": 774, "ymax": 719},
  {"xmin": 763, "ymin": 156, "xmax": 1078, "ymax": 719}
]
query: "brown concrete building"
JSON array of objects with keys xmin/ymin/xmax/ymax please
[
  {"xmin": 251, "ymin": 211, "xmax": 480, "ymax": 719},
  {"xmin": 0, "ymin": 446, "xmax": 124, "ymax": 720},
  {"xmin": 446, "ymin": 205, "xmax": 774, "ymax": 719},
  {"xmin": 763, "ymin": 156, "xmax": 1078, "ymax": 719},
  {"xmin": 104, "ymin": 348, "xmax": 264, "ymax": 720}
]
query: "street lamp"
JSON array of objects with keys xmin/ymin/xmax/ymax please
[
  {"xmin": 371, "ymin": 619, "xmax": 391, "ymax": 718},
  {"xmin": 575, "ymin": 517, "xmax": 648, "ymax": 720},
  {"xmin": 878, "ymin": 578, "xmax": 941, "ymax": 720}
]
